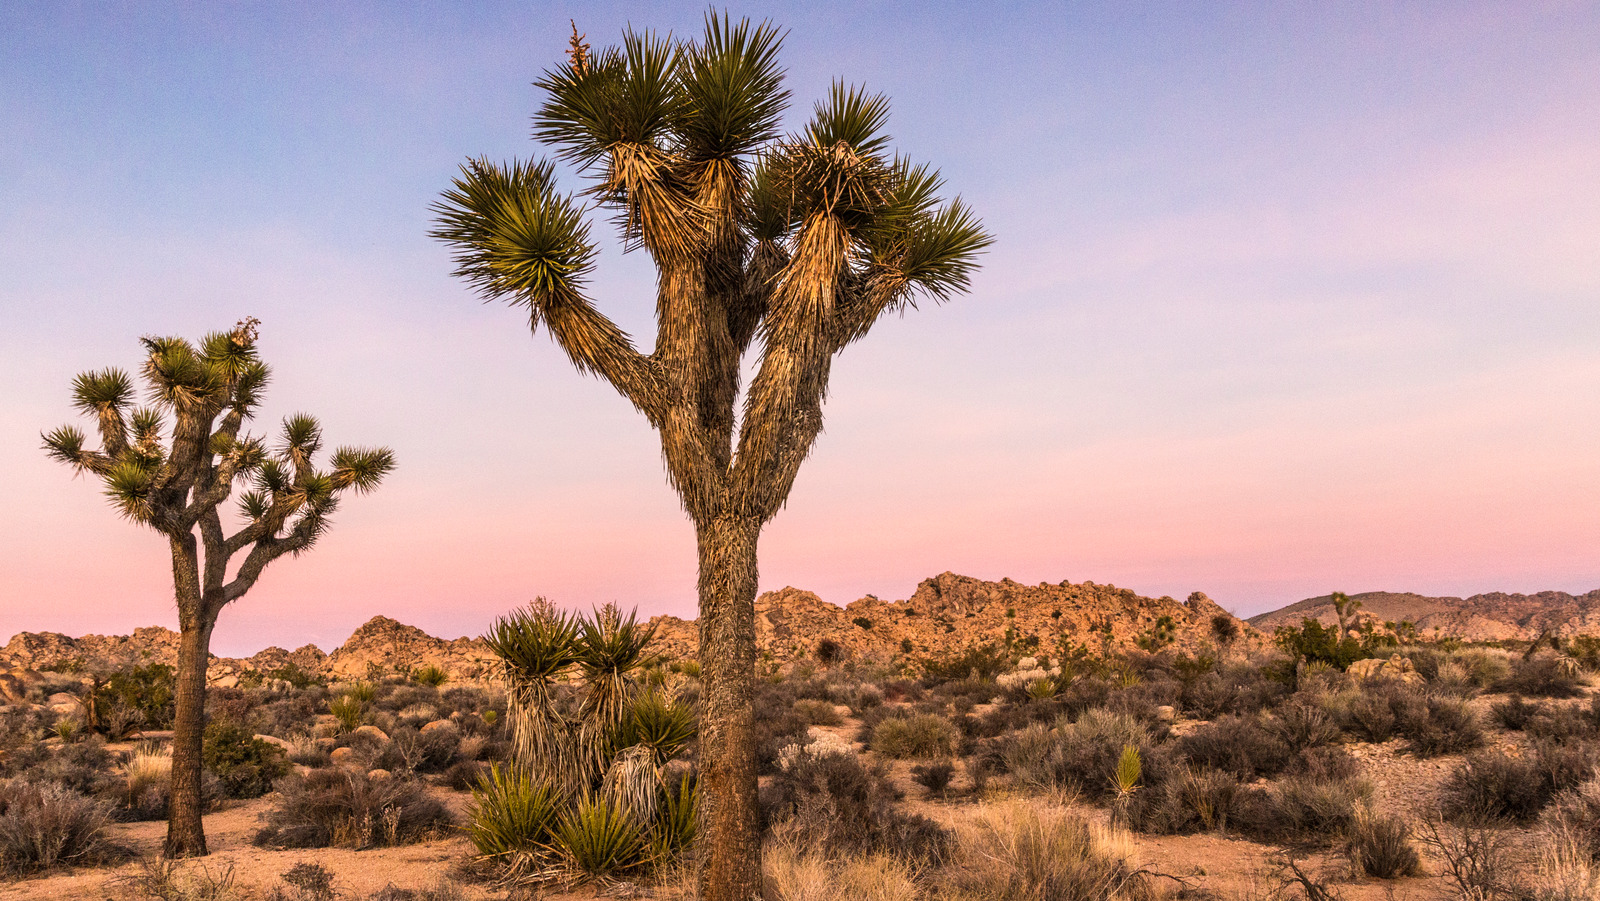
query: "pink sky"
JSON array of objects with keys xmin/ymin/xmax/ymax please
[{"xmin": 3, "ymin": 3, "xmax": 1598, "ymax": 656}]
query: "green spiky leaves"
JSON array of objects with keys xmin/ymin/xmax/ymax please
[
  {"xmin": 70, "ymin": 369, "xmax": 134, "ymax": 415},
  {"xmin": 432, "ymin": 158, "xmax": 596, "ymax": 325}
]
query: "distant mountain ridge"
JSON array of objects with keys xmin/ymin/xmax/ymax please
[
  {"xmin": 0, "ymin": 572, "xmax": 1259, "ymax": 682},
  {"xmin": 1247, "ymin": 588, "xmax": 1600, "ymax": 642}
]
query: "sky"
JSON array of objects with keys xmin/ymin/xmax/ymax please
[{"xmin": 2, "ymin": 2, "xmax": 1597, "ymax": 657}]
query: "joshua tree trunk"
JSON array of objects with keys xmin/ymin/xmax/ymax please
[
  {"xmin": 166, "ymin": 607, "xmax": 214, "ymax": 857},
  {"xmin": 694, "ymin": 515, "xmax": 761, "ymax": 901}
]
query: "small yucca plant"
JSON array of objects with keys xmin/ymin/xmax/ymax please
[
  {"xmin": 467, "ymin": 764, "xmax": 563, "ymax": 877},
  {"xmin": 1025, "ymin": 677, "xmax": 1058, "ymax": 700},
  {"xmin": 329, "ymin": 695, "xmax": 365, "ymax": 732},
  {"xmin": 344, "ymin": 682, "xmax": 377, "ymax": 703},
  {"xmin": 411, "ymin": 664, "xmax": 449, "ymax": 687},
  {"xmin": 650, "ymin": 773, "xmax": 696, "ymax": 863},
  {"xmin": 556, "ymin": 795, "xmax": 648, "ymax": 878}
]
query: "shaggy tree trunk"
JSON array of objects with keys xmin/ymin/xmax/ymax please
[
  {"xmin": 695, "ymin": 514, "xmax": 762, "ymax": 901},
  {"xmin": 165, "ymin": 612, "xmax": 214, "ymax": 857}
]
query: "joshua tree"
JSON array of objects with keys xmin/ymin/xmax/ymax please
[
  {"xmin": 42, "ymin": 319, "xmax": 394, "ymax": 857},
  {"xmin": 1331, "ymin": 591, "xmax": 1363, "ymax": 640},
  {"xmin": 432, "ymin": 16, "xmax": 989, "ymax": 898}
]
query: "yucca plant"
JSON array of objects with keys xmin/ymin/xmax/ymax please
[
  {"xmin": 1110, "ymin": 744, "xmax": 1142, "ymax": 827},
  {"xmin": 484, "ymin": 600, "xmax": 581, "ymax": 793},
  {"xmin": 616, "ymin": 690, "xmax": 697, "ymax": 767},
  {"xmin": 577, "ymin": 605, "xmax": 656, "ymax": 777},
  {"xmin": 410, "ymin": 665, "xmax": 449, "ymax": 687},
  {"xmin": 467, "ymin": 764, "xmax": 563, "ymax": 879},
  {"xmin": 556, "ymin": 795, "xmax": 648, "ymax": 879},
  {"xmin": 42, "ymin": 318, "xmax": 393, "ymax": 857},
  {"xmin": 434, "ymin": 15, "xmax": 988, "ymax": 900},
  {"xmin": 651, "ymin": 773, "xmax": 697, "ymax": 863},
  {"xmin": 329, "ymin": 695, "xmax": 365, "ymax": 733}
]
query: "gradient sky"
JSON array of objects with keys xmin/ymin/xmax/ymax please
[{"xmin": 3, "ymin": 2, "xmax": 1597, "ymax": 657}]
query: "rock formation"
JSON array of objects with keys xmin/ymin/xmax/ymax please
[{"xmin": 1248, "ymin": 589, "xmax": 1600, "ymax": 642}]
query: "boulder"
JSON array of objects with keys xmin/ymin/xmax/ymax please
[
  {"xmin": 330, "ymin": 746, "xmax": 359, "ymax": 767},
  {"xmin": 419, "ymin": 719, "xmax": 456, "ymax": 735},
  {"xmin": 1347, "ymin": 655, "xmax": 1426, "ymax": 686},
  {"xmin": 353, "ymin": 725, "xmax": 389, "ymax": 743},
  {"xmin": 366, "ymin": 769, "xmax": 392, "ymax": 782}
]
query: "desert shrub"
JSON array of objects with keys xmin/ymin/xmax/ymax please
[
  {"xmin": 254, "ymin": 770, "xmax": 452, "ymax": 849},
  {"xmin": 0, "ymin": 779, "xmax": 119, "ymax": 874},
  {"xmin": 375, "ymin": 726, "xmax": 460, "ymax": 776},
  {"xmin": 1178, "ymin": 715, "xmax": 1291, "ymax": 779},
  {"xmin": 1527, "ymin": 698, "xmax": 1600, "ymax": 745},
  {"xmin": 117, "ymin": 743, "xmax": 172, "ymax": 821},
  {"xmin": 1275, "ymin": 698, "xmax": 1340, "ymax": 751},
  {"xmin": 1233, "ymin": 773, "xmax": 1372, "ymax": 844},
  {"xmin": 330, "ymin": 694, "xmax": 366, "ymax": 732},
  {"xmin": 1125, "ymin": 766, "xmax": 1243, "ymax": 835},
  {"xmin": 1450, "ymin": 649, "xmax": 1512, "ymax": 691},
  {"xmin": 1415, "ymin": 816, "xmax": 1520, "ymax": 901},
  {"xmin": 1444, "ymin": 743, "xmax": 1600, "ymax": 823},
  {"xmin": 122, "ymin": 857, "xmax": 243, "ymax": 901},
  {"xmin": 465, "ymin": 764, "xmax": 561, "ymax": 876},
  {"xmin": 754, "ymin": 699, "xmax": 811, "ymax": 777},
  {"xmin": 93, "ymin": 663, "xmax": 176, "ymax": 735},
  {"xmin": 921, "ymin": 643, "xmax": 1009, "ymax": 683},
  {"xmin": 793, "ymin": 699, "xmax": 843, "ymax": 727},
  {"xmin": 870, "ymin": 713, "xmax": 961, "ymax": 759},
  {"xmin": 1396, "ymin": 693, "xmax": 1485, "ymax": 757},
  {"xmin": 1494, "ymin": 695, "xmax": 1548, "ymax": 731},
  {"xmin": 364, "ymin": 882, "xmax": 465, "ymax": 901},
  {"xmin": 33, "ymin": 736, "xmax": 119, "ymax": 797},
  {"xmin": 911, "ymin": 760, "xmax": 955, "ymax": 797},
  {"xmin": 761, "ymin": 747, "xmax": 948, "ymax": 861},
  {"xmin": 1275, "ymin": 619, "xmax": 1366, "ymax": 675},
  {"xmin": 1500, "ymin": 654, "xmax": 1587, "ymax": 699},
  {"xmin": 203, "ymin": 719, "xmax": 291, "ymax": 799},
  {"xmin": 1004, "ymin": 708, "xmax": 1173, "ymax": 801},
  {"xmin": 1346, "ymin": 811, "xmax": 1422, "ymax": 878},
  {"xmin": 1545, "ymin": 778, "xmax": 1600, "ymax": 863},
  {"xmin": 839, "ymin": 682, "xmax": 883, "ymax": 714},
  {"xmin": 943, "ymin": 802, "xmax": 1154, "ymax": 900},
  {"xmin": 1284, "ymin": 745, "xmax": 1360, "ymax": 781}
]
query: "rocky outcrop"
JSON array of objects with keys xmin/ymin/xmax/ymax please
[
  {"xmin": 1248, "ymin": 589, "xmax": 1600, "ymax": 642},
  {"xmin": 5, "ymin": 573, "xmax": 1262, "ymax": 683},
  {"xmin": 324, "ymin": 616, "xmax": 497, "ymax": 682},
  {"xmin": 647, "ymin": 572, "xmax": 1260, "ymax": 666}
]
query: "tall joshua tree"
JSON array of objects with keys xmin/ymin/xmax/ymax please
[
  {"xmin": 42, "ymin": 319, "xmax": 394, "ymax": 857},
  {"xmin": 432, "ymin": 17, "xmax": 990, "ymax": 899}
]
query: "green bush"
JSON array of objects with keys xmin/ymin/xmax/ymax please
[
  {"xmin": 93, "ymin": 663, "xmax": 176, "ymax": 734},
  {"xmin": 651, "ymin": 773, "xmax": 696, "ymax": 862},
  {"xmin": 329, "ymin": 695, "xmax": 366, "ymax": 732},
  {"xmin": 870, "ymin": 713, "xmax": 961, "ymax": 759},
  {"xmin": 1275, "ymin": 619, "xmax": 1366, "ymax": 673},
  {"xmin": 410, "ymin": 665, "xmax": 449, "ymax": 688},
  {"xmin": 202, "ymin": 719, "xmax": 291, "ymax": 799}
]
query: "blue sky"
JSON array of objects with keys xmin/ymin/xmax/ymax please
[{"xmin": 3, "ymin": 2, "xmax": 1598, "ymax": 655}]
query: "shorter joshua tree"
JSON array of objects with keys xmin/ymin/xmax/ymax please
[{"xmin": 43, "ymin": 318, "xmax": 394, "ymax": 857}]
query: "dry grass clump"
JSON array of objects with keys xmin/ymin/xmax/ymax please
[
  {"xmin": 1442, "ymin": 743, "xmax": 1599, "ymax": 824},
  {"xmin": 942, "ymin": 803, "xmax": 1157, "ymax": 901},
  {"xmin": 1499, "ymin": 654, "xmax": 1588, "ymax": 699},
  {"xmin": 762, "ymin": 842, "xmax": 921, "ymax": 901},
  {"xmin": 1345, "ymin": 810, "xmax": 1422, "ymax": 878}
]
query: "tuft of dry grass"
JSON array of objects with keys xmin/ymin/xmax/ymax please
[
  {"xmin": 941, "ymin": 802, "xmax": 1156, "ymax": 901},
  {"xmin": 763, "ymin": 842, "xmax": 922, "ymax": 901}
]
